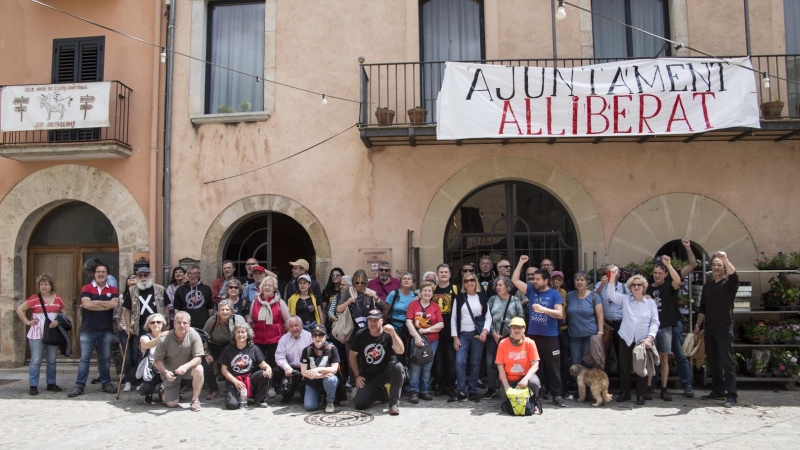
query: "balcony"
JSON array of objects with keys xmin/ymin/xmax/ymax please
[
  {"xmin": 0, "ymin": 81, "xmax": 132, "ymax": 161},
  {"xmin": 358, "ymin": 55, "xmax": 800, "ymax": 148}
]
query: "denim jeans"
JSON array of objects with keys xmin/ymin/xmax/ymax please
[
  {"xmin": 455, "ymin": 332, "xmax": 485, "ymax": 394},
  {"xmin": 651, "ymin": 323, "xmax": 693, "ymax": 390},
  {"xmin": 77, "ymin": 330, "xmax": 114, "ymax": 386},
  {"xmin": 28, "ymin": 338, "xmax": 58, "ymax": 386},
  {"xmin": 303, "ymin": 376, "xmax": 339, "ymax": 411},
  {"xmin": 569, "ymin": 336, "xmax": 592, "ymax": 368},
  {"xmin": 409, "ymin": 340, "xmax": 439, "ymax": 393}
]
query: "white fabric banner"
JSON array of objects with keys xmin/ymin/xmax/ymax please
[
  {"xmin": 1, "ymin": 82, "xmax": 111, "ymax": 132},
  {"xmin": 437, "ymin": 58, "xmax": 760, "ymax": 140}
]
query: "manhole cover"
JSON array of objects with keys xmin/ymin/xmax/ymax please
[{"xmin": 304, "ymin": 410, "xmax": 374, "ymax": 427}]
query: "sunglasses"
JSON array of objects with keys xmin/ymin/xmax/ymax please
[
  {"xmin": 378, "ymin": 269, "xmax": 391, "ymax": 273},
  {"xmin": 228, "ymin": 286, "xmax": 240, "ymax": 290},
  {"xmin": 464, "ymin": 279, "xmax": 477, "ymax": 283},
  {"xmin": 498, "ymin": 265, "xmax": 511, "ymax": 269},
  {"xmin": 630, "ymin": 283, "xmax": 644, "ymax": 288},
  {"xmin": 462, "ymin": 268, "xmax": 474, "ymax": 273},
  {"xmin": 354, "ymin": 281, "xmax": 366, "ymax": 286},
  {"xmin": 312, "ymin": 333, "xmax": 326, "ymax": 338}
]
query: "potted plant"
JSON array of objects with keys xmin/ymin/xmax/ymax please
[
  {"xmin": 742, "ymin": 320, "xmax": 770, "ymax": 343},
  {"xmin": 752, "ymin": 349, "xmax": 771, "ymax": 376},
  {"xmin": 375, "ymin": 107, "xmax": 395, "ymax": 125},
  {"xmin": 769, "ymin": 350, "xmax": 798, "ymax": 378},
  {"xmin": 755, "ymin": 252, "xmax": 790, "ymax": 270},
  {"xmin": 407, "ymin": 106, "xmax": 428, "ymax": 124},
  {"xmin": 777, "ymin": 324, "xmax": 794, "ymax": 343},
  {"xmin": 761, "ymin": 98, "xmax": 784, "ymax": 118}
]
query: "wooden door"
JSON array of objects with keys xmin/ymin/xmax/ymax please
[{"xmin": 29, "ymin": 251, "xmax": 79, "ymax": 357}]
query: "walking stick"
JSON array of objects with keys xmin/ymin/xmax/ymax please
[{"xmin": 116, "ymin": 331, "xmax": 131, "ymax": 400}]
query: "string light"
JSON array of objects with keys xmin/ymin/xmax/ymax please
[
  {"xmin": 322, "ymin": 94, "xmax": 328, "ymax": 105},
  {"xmin": 762, "ymin": 73, "xmax": 770, "ymax": 89},
  {"xmin": 160, "ymin": 47, "xmax": 166, "ymax": 64},
  {"xmin": 555, "ymin": 1, "xmax": 566, "ymax": 20}
]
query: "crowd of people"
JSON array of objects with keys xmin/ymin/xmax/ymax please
[{"xmin": 17, "ymin": 241, "xmax": 742, "ymax": 414}]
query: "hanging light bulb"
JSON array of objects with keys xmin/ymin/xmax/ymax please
[
  {"xmin": 762, "ymin": 73, "xmax": 770, "ymax": 89},
  {"xmin": 555, "ymin": 1, "xmax": 567, "ymax": 20},
  {"xmin": 160, "ymin": 47, "xmax": 166, "ymax": 64},
  {"xmin": 322, "ymin": 94, "xmax": 328, "ymax": 105}
]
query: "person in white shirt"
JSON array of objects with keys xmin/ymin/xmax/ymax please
[
  {"xmin": 274, "ymin": 316, "xmax": 312, "ymax": 403},
  {"xmin": 450, "ymin": 273, "xmax": 492, "ymax": 403}
]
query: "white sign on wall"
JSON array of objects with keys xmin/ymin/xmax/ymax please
[
  {"xmin": 1, "ymin": 82, "xmax": 111, "ymax": 132},
  {"xmin": 436, "ymin": 58, "xmax": 760, "ymax": 140}
]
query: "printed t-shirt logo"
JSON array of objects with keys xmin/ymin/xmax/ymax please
[
  {"xmin": 230, "ymin": 353, "xmax": 253, "ymax": 374},
  {"xmin": 529, "ymin": 294, "xmax": 549, "ymax": 324},
  {"xmin": 433, "ymin": 293, "xmax": 453, "ymax": 314},
  {"xmin": 185, "ymin": 289, "xmax": 205, "ymax": 310},
  {"xmin": 414, "ymin": 313, "xmax": 432, "ymax": 329},
  {"xmin": 363, "ymin": 343, "xmax": 385, "ymax": 365}
]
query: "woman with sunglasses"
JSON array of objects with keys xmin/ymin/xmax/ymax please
[
  {"xmin": 336, "ymin": 270, "xmax": 380, "ymax": 387},
  {"xmin": 451, "ymin": 273, "xmax": 491, "ymax": 402},
  {"xmin": 566, "ymin": 271, "xmax": 604, "ymax": 367},
  {"xmin": 225, "ymin": 279, "xmax": 249, "ymax": 317},
  {"xmin": 202, "ymin": 299, "xmax": 247, "ymax": 400},
  {"xmin": 138, "ymin": 313, "xmax": 168, "ymax": 403},
  {"xmin": 322, "ymin": 268, "xmax": 345, "ymax": 328},
  {"xmin": 405, "ymin": 281, "xmax": 444, "ymax": 403},
  {"xmin": 603, "ymin": 268, "xmax": 659, "ymax": 405}
]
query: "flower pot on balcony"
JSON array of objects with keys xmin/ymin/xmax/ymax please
[
  {"xmin": 375, "ymin": 109, "xmax": 395, "ymax": 125},
  {"xmin": 407, "ymin": 108, "xmax": 428, "ymax": 124},
  {"xmin": 761, "ymin": 100, "xmax": 784, "ymax": 118}
]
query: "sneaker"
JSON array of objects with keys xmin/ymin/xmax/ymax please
[
  {"xmin": 553, "ymin": 395, "xmax": 567, "ymax": 407},
  {"xmin": 29, "ymin": 386, "xmax": 38, "ymax": 396},
  {"xmin": 389, "ymin": 403, "xmax": 400, "ymax": 415},
  {"xmin": 643, "ymin": 386, "xmax": 653, "ymax": 401},
  {"xmin": 259, "ymin": 401, "xmax": 270, "ymax": 408},
  {"xmin": 433, "ymin": 386, "xmax": 445, "ymax": 397},
  {"xmin": 701, "ymin": 391, "xmax": 726, "ymax": 401},
  {"xmin": 468, "ymin": 392, "xmax": 480, "ymax": 402},
  {"xmin": 90, "ymin": 375, "xmax": 101, "ymax": 385},
  {"xmin": 351, "ymin": 387, "xmax": 358, "ymax": 400},
  {"xmin": 636, "ymin": 395, "xmax": 645, "ymax": 405},
  {"xmin": 409, "ymin": 392, "xmax": 419, "ymax": 404},
  {"xmin": 477, "ymin": 379, "xmax": 486, "ymax": 389},
  {"xmin": 616, "ymin": 392, "xmax": 631, "ymax": 402},
  {"xmin": 268, "ymin": 388, "xmax": 276, "ymax": 398},
  {"xmin": 123, "ymin": 382, "xmax": 131, "ymax": 392},
  {"xmin": 67, "ymin": 385, "xmax": 84, "ymax": 398},
  {"xmin": 101, "ymin": 383, "xmax": 116, "ymax": 394},
  {"xmin": 326, "ymin": 402, "xmax": 335, "ymax": 413},
  {"xmin": 724, "ymin": 397, "xmax": 737, "ymax": 408},
  {"xmin": 144, "ymin": 394, "xmax": 153, "ymax": 404},
  {"xmin": 457, "ymin": 392, "xmax": 468, "ymax": 402},
  {"xmin": 683, "ymin": 387, "xmax": 695, "ymax": 398},
  {"xmin": 660, "ymin": 387, "xmax": 672, "ymax": 401},
  {"xmin": 419, "ymin": 392, "xmax": 433, "ymax": 401},
  {"xmin": 483, "ymin": 388, "xmax": 496, "ymax": 400},
  {"xmin": 46, "ymin": 384, "xmax": 62, "ymax": 392}
]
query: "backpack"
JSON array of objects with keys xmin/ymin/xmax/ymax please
[{"xmin": 501, "ymin": 387, "xmax": 541, "ymax": 416}]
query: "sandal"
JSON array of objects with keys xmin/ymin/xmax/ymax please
[{"xmin": 190, "ymin": 399, "xmax": 202, "ymax": 412}]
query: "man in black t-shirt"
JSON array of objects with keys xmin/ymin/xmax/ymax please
[
  {"xmin": 477, "ymin": 256, "xmax": 497, "ymax": 297},
  {"xmin": 349, "ymin": 310, "xmax": 405, "ymax": 415},
  {"xmin": 647, "ymin": 256, "xmax": 681, "ymax": 402},
  {"xmin": 301, "ymin": 324, "xmax": 341, "ymax": 413},
  {"xmin": 123, "ymin": 267, "xmax": 168, "ymax": 386},
  {"xmin": 432, "ymin": 264, "xmax": 458, "ymax": 399},
  {"xmin": 173, "ymin": 265, "xmax": 214, "ymax": 329}
]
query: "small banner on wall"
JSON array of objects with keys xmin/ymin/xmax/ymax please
[
  {"xmin": 436, "ymin": 58, "xmax": 760, "ymax": 140},
  {"xmin": 1, "ymin": 81, "xmax": 111, "ymax": 132}
]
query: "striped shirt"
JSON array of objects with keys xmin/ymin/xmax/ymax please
[{"xmin": 25, "ymin": 294, "xmax": 65, "ymax": 340}]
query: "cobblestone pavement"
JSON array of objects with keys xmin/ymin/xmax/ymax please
[{"xmin": 0, "ymin": 374, "xmax": 798, "ymax": 450}]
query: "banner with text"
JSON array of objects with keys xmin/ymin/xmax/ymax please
[
  {"xmin": 1, "ymin": 82, "xmax": 111, "ymax": 132},
  {"xmin": 436, "ymin": 58, "xmax": 760, "ymax": 140}
]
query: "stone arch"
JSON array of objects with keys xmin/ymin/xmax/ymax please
[
  {"xmin": 607, "ymin": 193, "xmax": 757, "ymax": 266},
  {"xmin": 418, "ymin": 154, "xmax": 604, "ymax": 271},
  {"xmin": 0, "ymin": 165, "xmax": 149, "ymax": 366},
  {"xmin": 199, "ymin": 195, "xmax": 331, "ymax": 281}
]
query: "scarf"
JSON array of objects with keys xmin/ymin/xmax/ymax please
[{"xmin": 257, "ymin": 293, "xmax": 279, "ymax": 323}]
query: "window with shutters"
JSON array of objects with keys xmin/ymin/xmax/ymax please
[{"xmin": 50, "ymin": 36, "xmax": 105, "ymax": 141}]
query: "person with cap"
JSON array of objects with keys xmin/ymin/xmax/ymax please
[
  {"xmin": 122, "ymin": 267, "xmax": 168, "ymax": 391},
  {"xmin": 301, "ymin": 324, "xmax": 341, "ymax": 412},
  {"xmin": 242, "ymin": 264, "xmax": 267, "ymax": 311},
  {"xmin": 350, "ymin": 309, "xmax": 405, "ymax": 415},
  {"xmin": 211, "ymin": 260, "xmax": 245, "ymax": 305},
  {"xmin": 219, "ymin": 322, "xmax": 272, "ymax": 409},
  {"xmin": 287, "ymin": 274, "xmax": 324, "ymax": 331},
  {"xmin": 367, "ymin": 261, "xmax": 401, "ymax": 302},
  {"xmin": 495, "ymin": 317, "xmax": 541, "ymax": 407},
  {"xmin": 285, "ymin": 258, "xmax": 322, "ymax": 300},
  {"xmin": 274, "ymin": 316, "xmax": 313, "ymax": 403}
]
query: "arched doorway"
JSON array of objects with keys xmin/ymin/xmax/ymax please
[
  {"xmin": 444, "ymin": 180, "xmax": 579, "ymax": 281},
  {"xmin": 223, "ymin": 212, "xmax": 315, "ymax": 286},
  {"xmin": 27, "ymin": 201, "xmax": 120, "ymax": 356}
]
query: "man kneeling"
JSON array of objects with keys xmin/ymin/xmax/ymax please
[
  {"xmin": 301, "ymin": 324, "xmax": 340, "ymax": 413},
  {"xmin": 496, "ymin": 317, "xmax": 541, "ymax": 411},
  {"xmin": 220, "ymin": 323, "xmax": 272, "ymax": 409},
  {"xmin": 349, "ymin": 309, "xmax": 405, "ymax": 415},
  {"xmin": 153, "ymin": 311, "xmax": 205, "ymax": 411}
]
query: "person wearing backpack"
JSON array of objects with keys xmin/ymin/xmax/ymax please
[
  {"xmin": 384, "ymin": 272, "xmax": 418, "ymax": 367},
  {"xmin": 496, "ymin": 317, "xmax": 542, "ymax": 414}
]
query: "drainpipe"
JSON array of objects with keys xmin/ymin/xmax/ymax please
[
  {"xmin": 148, "ymin": 0, "xmax": 163, "ymax": 275},
  {"xmin": 743, "ymin": 0, "xmax": 751, "ymax": 56},
  {"xmin": 162, "ymin": 0, "xmax": 176, "ymax": 285}
]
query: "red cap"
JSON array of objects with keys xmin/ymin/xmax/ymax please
[{"xmin": 252, "ymin": 265, "xmax": 267, "ymax": 273}]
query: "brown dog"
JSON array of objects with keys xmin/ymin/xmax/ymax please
[{"xmin": 570, "ymin": 364, "xmax": 612, "ymax": 406}]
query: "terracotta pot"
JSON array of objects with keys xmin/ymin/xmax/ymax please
[
  {"xmin": 407, "ymin": 108, "xmax": 428, "ymax": 124},
  {"xmin": 375, "ymin": 109, "xmax": 395, "ymax": 125},
  {"xmin": 761, "ymin": 101, "xmax": 784, "ymax": 118}
]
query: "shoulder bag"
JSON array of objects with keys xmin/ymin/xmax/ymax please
[
  {"xmin": 332, "ymin": 289, "xmax": 356, "ymax": 343},
  {"xmin": 38, "ymin": 294, "xmax": 66, "ymax": 347}
]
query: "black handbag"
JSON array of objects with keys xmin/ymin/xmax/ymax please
[
  {"xmin": 38, "ymin": 294, "xmax": 66, "ymax": 347},
  {"xmin": 409, "ymin": 334, "xmax": 434, "ymax": 365}
]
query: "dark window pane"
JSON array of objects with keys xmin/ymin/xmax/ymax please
[{"xmin": 30, "ymin": 202, "xmax": 117, "ymax": 246}]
